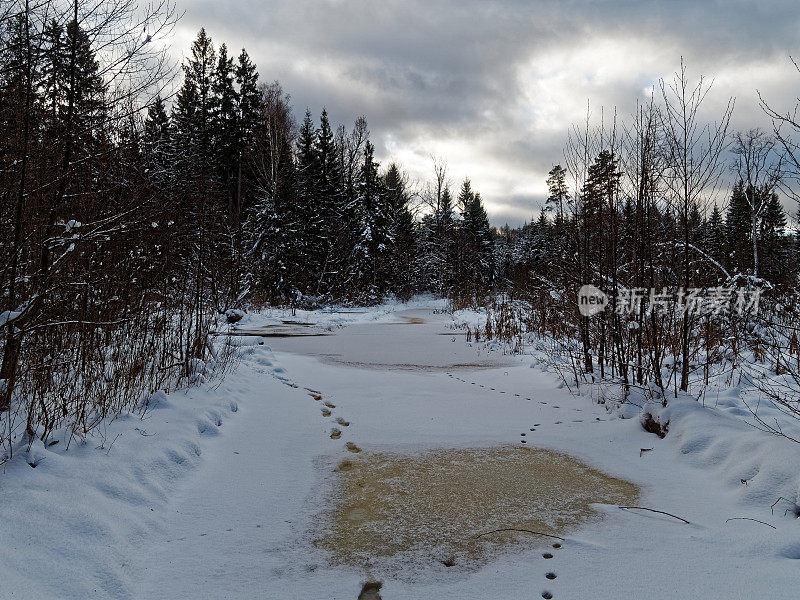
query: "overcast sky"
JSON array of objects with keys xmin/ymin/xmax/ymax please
[{"xmin": 172, "ymin": 0, "xmax": 800, "ymax": 226}]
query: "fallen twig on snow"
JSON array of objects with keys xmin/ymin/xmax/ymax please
[
  {"xmin": 472, "ymin": 528, "xmax": 565, "ymax": 541},
  {"xmin": 725, "ymin": 517, "xmax": 776, "ymax": 529},
  {"xmin": 771, "ymin": 497, "xmax": 800, "ymax": 518},
  {"xmin": 618, "ymin": 506, "xmax": 690, "ymax": 524}
]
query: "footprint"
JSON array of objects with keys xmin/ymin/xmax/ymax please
[
  {"xmin": 336, "ymin": 417, "xmax": 350, "ymax": 427},
  {"xmin": 542, "ymin": 552, "xmax": 553, "ymax": 559},
  {"xmin": 555, "ymin": 421, "xmax": 562, "ymax": 424},
  {"xmin": 309, "ymin": 393, "xmax": 322, "ymax": 401},
  {"xmin": 324, "ymin": 401, "xmax": 336, "ymax": 409},
  {"xmin": 330, "ymin": 428, "xmax": 342, "ymax": 439},
  {"xmin": 542, "ymin": 592, "xmax": 553, "ymax": 599},
  {"xmin": 345, "ymin": 442, "xmax": 361, "ymax": 453},
  {"xmin": 546, "ymin": 573, "xmax": 557, "ymax": 580},
  {"xmin": 196, "ymin": 419, "xmax": 220, "ymax": 436},
  {"xmin": 321, "ymin": 408, "xmax": 332, "ymax": 417},
  {"xmin": 358, "ymin": 581, "xmax": 382, "ymax": 600}
]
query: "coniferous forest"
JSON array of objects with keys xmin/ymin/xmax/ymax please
[{"xmin": 3, "ymin": 0, "xmax": 800, "ymax": 453}]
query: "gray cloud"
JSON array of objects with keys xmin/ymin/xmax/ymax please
[{"xmin": 173, "ymin": 0, "xmax": 800, "ymax": 226}]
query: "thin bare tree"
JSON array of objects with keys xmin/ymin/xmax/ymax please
[{"xmin": 660, "ymin": 59, "xmax": 734, "ymax": 391}]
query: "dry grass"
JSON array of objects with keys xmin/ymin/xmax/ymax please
[{"xmin": 313, "ymin": 445, "xmax": 638, "ymax": 581}]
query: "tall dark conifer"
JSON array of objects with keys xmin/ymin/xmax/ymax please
[
  {"xmin": 725, "ymin": 182, "xmax": 752, "ymax": 274},
  {"xmin": 295, "ymin": 109, "xmax": 323, "ymax": 291},
  {"xmin": 385, "ymin": 163, "xmax": 417, "ymax": 298}
]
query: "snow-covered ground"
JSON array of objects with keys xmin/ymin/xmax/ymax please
[{"xmin": 1, "ymin": 299, "xmax": 799, "ymax": 599}]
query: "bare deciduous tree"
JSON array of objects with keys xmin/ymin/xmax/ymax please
[{"xmin": 660, "ymin": 59, "xmax": 733, "ymax": 391}]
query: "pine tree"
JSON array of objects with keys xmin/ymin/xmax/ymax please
[{"xmin": 546, "ymin": 164, "xmax": 570, "ymax": 220}]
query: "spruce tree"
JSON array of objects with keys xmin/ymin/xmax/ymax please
[
  {"xmin": 759, "ymin": 193, "xmax": 788, "ymax": 284},
  {"xmin": 351, "ymin": 141, "xmax": 391, "ymax": 297},
  {"xmin": 172, "ymin": 28, "xmax": 216, "ymax": 174},
  {"xmin": 40, "ymin": 19, "xmax": 66, "ymax": 122},
  {"xmin": 706, "ymin": 203, "xmax": 726, "ymax": 272},
  {"xmin": 295, "ymin": 109, "xmax": 323, "ymax": 291},
  {"xmin": 725, "ymin": 182, "xmax": 752, "ymax": 274},
  {"xmin": 425, "ymin": 185, "xmax": 455, "ymax": 294},
  {"xmin": 171, "ymin": 29, "xmax": 225, "ymax": 357},
  {"xmin": 233, "ymin": 48, "xmax": 260, "ymax": 220},
  {"xmin": 384, "ymin": 163, "xmax": 417, "ymax": 299},
  {"xmin": 316, "ymin": 108, "xmax": 344, "ymax": 291},
  {"xmin": 246, "ymin": 135, "xmax": 300, "ymax": 300},
  {"xmin": 212, "ymin": 43, "xmax": 239, "ymax": 219},
  {"xmin": 143, "ymin": 96, "xmax": 172, "ymax": 184},
  {"xmin": 467, "ymin": 191, "xmax": 494, "ymax": 289},
  {"xmin": 455, "ymin": 178, "xmax": 476, "ymax": 293}
]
